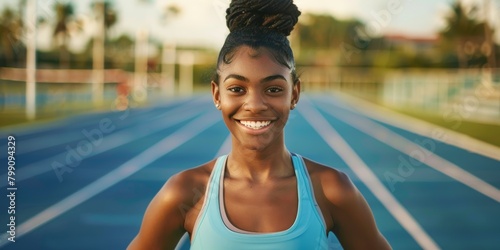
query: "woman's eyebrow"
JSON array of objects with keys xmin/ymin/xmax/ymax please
[
  {"xmin": 223, "ymin": 74, "xmax": 287, "ymax": 83},
  {"xmin": 224, "ymin": 74, "xmax": 248, "ymax": 83},
  {"xmin": 261, "ymin": 75, "xmax": 287, "ymax": 83}
]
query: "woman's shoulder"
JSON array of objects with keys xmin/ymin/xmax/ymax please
[
  {"xmin": 165, "ymin": 159, "xmax": 216, "ymax": 192},
  {"xmin": 127, "ymin": 159, "xmax": 219, "ymax": 249},
  {"xmin": 301, "ymin": 157, "xmax": 359, "ymax": 205},
  {"xmin": 155, "ymin": 159, "xmax": 218, "ymax": 206},
  {"xmin": 300, "ymin": 156, "xmax": 392, "ymax": 249}
]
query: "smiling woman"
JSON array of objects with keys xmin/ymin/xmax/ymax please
[
  {"xmin": 127, "ymin": 0, "xmax": 391, "ymax": 249},
  {"xmin": 212, "ymin": 45, "xmax": 299, "ymax": 152}
]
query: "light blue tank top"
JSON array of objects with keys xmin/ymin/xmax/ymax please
[{"xmin": 190, "ymin": 153, "xmax": 329, "ymax": 250}]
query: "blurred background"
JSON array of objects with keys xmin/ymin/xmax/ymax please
[
  {"xmin": 1, "ymin": 0, "xmax": 499, "ymax": 145},
  {"xmin": 0, "ymin": 1, "xmax": 499, "ymax": 249},
  {"xmin": 0, "ymin": 0, "xmax": 499, "ymax": 145}
]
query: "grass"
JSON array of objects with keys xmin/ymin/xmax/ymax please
[
  {"xmin": 0, "ymin": 98, "xmax": 127, "ymax": 129},
  {"xmin": 0, "ymin": 111, "xmax": 62, "ymax": 128},
  {"xmin": 0, "ymin": 105, "xmax": 105, "ymax": 130},
  {"xmin": 341, "ymin": 91, "xmax": 500, "ymax": 148},
  {"xmin": 389, "ymin": 107, "xmax": 500, "ymax": 148}
]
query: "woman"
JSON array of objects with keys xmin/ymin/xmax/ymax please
[{"xmin": 128, "ymin": 0, "xmax": 391, "ymax": 249}]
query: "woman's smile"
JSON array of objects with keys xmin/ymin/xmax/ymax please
[
  {"xmin": 239, "ymin": 120, "xmax": 272, "ymax": 130},
  {"xmin": 235, "ymin": 119, "xmax": 275, "ymax": 135}
]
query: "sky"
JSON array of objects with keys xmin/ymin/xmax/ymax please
[{"xmin": 2, "ymin": 0, "xmax": 499, "ymax": 52}]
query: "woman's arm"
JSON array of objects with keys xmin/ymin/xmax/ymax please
[
  {"xmin": 127, "ymin": 173, "xmax": 193, "ymax": 250},
  {"xmin": 322, "ymin": 169, "xmax": 391, "ymax": 250}
]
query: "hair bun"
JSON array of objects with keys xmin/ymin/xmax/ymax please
[{"xmin": 226, "ymin": 0, "xmax": 301, "ymax": 36}]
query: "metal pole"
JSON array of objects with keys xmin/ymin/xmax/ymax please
[
  {"xmin": 179, "ymin": 51, "xmax": 194, "ymax": 96},
  {"xmin": 133, "ymin": 29, "xmax": 148, "ymax": 102},
  {"xmin": 92, "ymin": 2, "xmax": 105, "ymax": 106},
  {"xmin": 162, "ymin": 42, "xmax": 176, "ymax": 97},
  {"xmin": 26, "ymin": 0, "xmax": 37, "ymax": 120},
  {"xmin": 484, "ymin": 0, "xmax": 496, "ymax": 69}
]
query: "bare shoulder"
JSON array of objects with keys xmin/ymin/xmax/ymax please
[
  {"xmin": 127, "ymin": 160, "xmax": 216, "ymax": 250},
  {"xmin": 301, "ymin": 157, "xmax": 392, "ymax": 249},
  {"xmin": 156, "ymin": 160, "xmax": 217, "ymax": 230},
  {"xmin": 302, "ymin": 157, "xmax": 357, "ymax": 205},
  {"xmin": 161, "ymin": 160, "xmax": 215, "ymax": 201}
]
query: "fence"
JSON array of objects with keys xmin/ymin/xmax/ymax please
[
  {"xmin": 299, "ymin": 67, "xmax": 500, "ymax": 123},
  {"xmin": 0, "ymin": 68, "xmax": 131, "ymax": 116},
  {"xmin": 1, "ymin": 66, "xmax": 499, "ymax": 123}
]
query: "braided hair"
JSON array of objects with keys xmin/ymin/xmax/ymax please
[{"xmin": 213, "ymin": 0, "xmax": 301, "ymax": 84}]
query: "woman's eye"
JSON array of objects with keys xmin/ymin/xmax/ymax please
[
  {"xmin": 266, "ymin": 87, "xmax": 283, "ymax": 93},
  {"xmin": 228, "ymin": 87, "xmax": 244, "ymax": 93}
]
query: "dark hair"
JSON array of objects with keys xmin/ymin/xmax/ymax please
[{"xmin": 213, "ymin": 0, "xmax": 301, "ymax": 84}]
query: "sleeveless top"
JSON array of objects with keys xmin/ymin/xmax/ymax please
[{"xmin": 190, "ymin": 153, "xmax": 329, "ymax": 250}]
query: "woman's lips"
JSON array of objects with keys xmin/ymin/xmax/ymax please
[{"xmin": 238, "ymin": 120, "xmax": 272, "ymax": 130}]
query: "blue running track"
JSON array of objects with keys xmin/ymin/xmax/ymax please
[{"xmin": 0, "ymin": 94, "xmax": 499, "ymax": 249}]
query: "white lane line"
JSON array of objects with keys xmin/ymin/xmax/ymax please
[
  {"xmin": 0, "ymin": 98, "xmax": 192, "ymax": 137},
  {"xmin": 13, "ymin": 98, "xmax": 208, "ymax": 156},
  {"xmin": 0, "ymin": 111, "xmax": 221, "ymax": 247},
  {"xmin": 316, "ymin": 98, "xmax": 500, "ymax": 202},
  {"xmin": 328, "ymin": 92, "xmax": 500, "ymax": 161},
  {"xmin": 17, "ymin": 133, "xmax": 84, "ymax": 155},
  {"xmin": 298, "ymin": 97, "xmax": 440, "ymax": 250},
  {"xmin": 0, "ymin": 102, "xmax": 208, "ymax": 187}
]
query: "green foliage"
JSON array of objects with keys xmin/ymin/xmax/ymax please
[
  {"xmin": 1, "ymin": 1, "xmax": 497, "ymax": 69},
  {"xmin": 440, "ymin": 1, "xmax": 487, "ymax": 40},
  {"xmin": 91, "ymin": 1, "xmax": 118, "ymax": 31},
  {"xmin": 0, "ymin": 7, "xmax": 24, "ymax": 67},
  {"xmin": 53, "ymin": 2, "xmax": 74, "ymax": 36},
  {"xmin": 297, "ymin": 13, "xmax": 362, "ymax": 50},
  {"xmin": 294, "ymin": 1, "xmax": 497, "ymax": 69},
  {"xmin": 438, "ymin": 1, "xmax": 493, "ymax": 68}
]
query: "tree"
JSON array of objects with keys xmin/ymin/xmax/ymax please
[
  {"xmin": 53, "ymin": 2, "xmax": 75, "ymax": 68},
  {"xmin": 107, "ymin": 34, "xmax": 135, "ymax": 70},
  {"xmin": 0, "ymin": 7, "xmax": 23, "ymax": 66},
  {"xmin": 297, "ymin": 13, "xmax": 362, "ymax": 51},
  {"xmin": 439, "ymin": 1, "xmax": 491, "ymax": 68},
  {"xmin": 91, "ymin": 1, "xmax": 118, "ymax": 39},
  {"xmin": 294, "ymin": 13, "xmax": 364, "ymax": 65}
]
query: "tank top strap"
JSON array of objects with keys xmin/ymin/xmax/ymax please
[
  {"xmin": 211, "ymin": 155, "xmax": 227, "ymax": 187},
  {"xmin": 291, "ymin": 153, "xmax": 312, "ymax": 200},
  {"xmin": 191, "ymin": 154, "xmax": 227, "ymax": 242},
  {"xmin": 205, "ymin": 154, "xmax": 227, "ymax": 206},
  {"xmin": 291, "ymin": 153, "xmax": 327, "ymax": 229}
]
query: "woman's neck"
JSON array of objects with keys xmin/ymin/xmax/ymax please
[{"xmin": 226, "ymin": 144, "xmax": 294, "ymax": 183}]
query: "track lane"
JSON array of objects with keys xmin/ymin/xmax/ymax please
[{"xmin": 1, "ymin": 95, "xmax": 498, "ymax": 249}]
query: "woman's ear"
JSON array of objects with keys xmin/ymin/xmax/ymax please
[
  {"xmin": 211, "ymin": 81, "xmax": 221, "ymax": 109},
  {"xmin": 291, "ymin": 79, "xmax": 301, "ymax": 109}
]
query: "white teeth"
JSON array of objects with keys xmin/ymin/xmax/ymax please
[{"xmin": 240, "ymin": 120, "xmax": 272, "ymax": 130}]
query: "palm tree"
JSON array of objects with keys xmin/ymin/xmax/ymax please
[
  {"xmin": 440, "ymin": 1, "xmax": 490, "ymax": 68},
  {"xmin": 91, "ymin": 1, "xmax": 118, "ymax": 39},
  {"xmin": 0, "ymin": 7, "xmax": 23, "ymax": 66},
  {"xmin": 53, "ymin": 2, "xmax": 75, "ymax": 68}
]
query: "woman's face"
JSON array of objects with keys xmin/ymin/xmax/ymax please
[{"xmin": 212, "ymin": 46, "xmax": 300, "ymax": 152}]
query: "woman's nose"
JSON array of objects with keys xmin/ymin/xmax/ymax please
[{"xmin": 244, "ymin": 91, "xmax": 268, "ymax": 113}]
